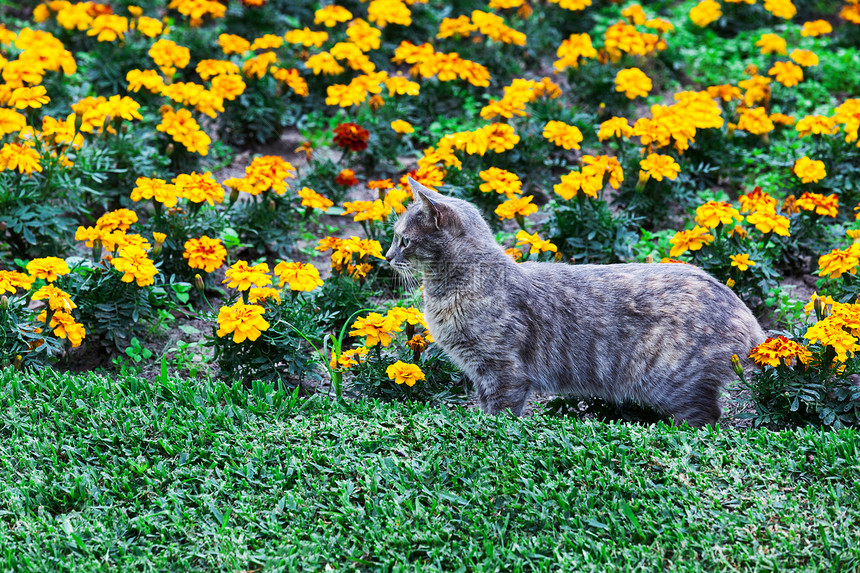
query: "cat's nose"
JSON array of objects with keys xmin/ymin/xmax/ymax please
[{"xmin": 384, "ymin": 246, "xmax": 397, "ymax": 262}]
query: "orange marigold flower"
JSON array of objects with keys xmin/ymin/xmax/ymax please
[
  {"xmin": 747, "ymin": 208, "xmax": 790, "ymax": 236},
  {"xmin": 391, "ymin": 119, "xmax": 414, "ymax": 134},
  {"xmin": 790, "ymin": 49, "xmax": 819, "ymax": 67},
  {"xmin": 132, "ymin": 177, "xmax": 179, "ymax": 208},
  {"xmin": 223, "ymin": 261, "xmax": 271, "ymax": 291},
  {"xmin": 768, "ymin": 61, "xmax": 803, "ymax": 87},
  {"xmin": 174, "ymin": 171, "xmax": 224, "ymax": 205},
  {"xmin": 183, "ymin": 236, "xmax": 227, "ymax": 273},
  {"xmin": 749, "ymin": 336, "xmax": 811, "ymax": 367},
  {"xmin": 479, "ymin": 167, "xmax": 522, "ymax": 198},
  {"xmin": 796, "ymin": 192, "xmax": 838, "ymax": 217},
  {"xmin": 818, "ymin": 244, "xmax": 860, "ymax": 279},
  {"xmin": 350, "ymin": 312, "xmax": 402, "ymax": 347},
  {"xmin": 335, "ymin": 169, "xmax": 359, "ymax": 186},
  {"xmin": 801, "ymin": 19, "xmax": 832, "ymax": 36},
  {"xmin": 8, "ymin": 85, "xmax": 50, "ymax": 110},
  {"xmin": 756, "ymin": 33, "xmax": 786, "ymax": 55},
  {"xmin": 40, "ymin": 310, "xmax": 86, "ymax": 348},
  {"xmin": 0, "ymin": 270, "xmax": 35, "ymax": 295},
  {"xmin": 0, "ymin": 142, "xmax": 42, "ymax": 175},
  {"xmin": 32, "ymin": 284, "xmax": 77, "ymax": 312},
  {"xmin": 598, "ymin": 117, "xmax": 633, "ymax": 141}
]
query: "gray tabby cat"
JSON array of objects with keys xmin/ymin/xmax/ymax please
[{"xmin": 385, "ymin": 178, "xmax": 766, "ymax": 427}]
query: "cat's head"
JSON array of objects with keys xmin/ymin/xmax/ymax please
[{"xmin": 385, "ymin": 178, "xmax": 495, "ymax": 275}]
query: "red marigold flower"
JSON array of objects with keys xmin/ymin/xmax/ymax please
[
  {"xmin": 332, "ymin": 122, "xmax": 370, "ymax": 152},
  {"xmin": 335, "ymin": 169, "xmax": 359, "ymax": 186}
]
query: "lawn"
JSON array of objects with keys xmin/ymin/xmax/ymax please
[{"xmin": 1, "ymin": 368, "xmax": 858, "ymax": 572}]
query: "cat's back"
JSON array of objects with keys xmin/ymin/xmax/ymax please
[{"xmin": 515, "ymin": 261, "xmax": 763, "ymax": 341}]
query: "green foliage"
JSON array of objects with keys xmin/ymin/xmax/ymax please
[
  {"xmin": 2, "ymin": 368, "xmax": 860, "ymax": 571},
  {"xmin": 543, "ymin": 196, "xmax": 640, "ymax": 263}
]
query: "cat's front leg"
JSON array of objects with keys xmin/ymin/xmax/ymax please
[{"xmin": 472, "ymin": 370, "xmax": 532, "ymax": 416}]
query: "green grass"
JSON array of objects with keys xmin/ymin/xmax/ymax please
[{"xmin": 1, "ymin": 369, "xmax": 859, "ymax": 572}]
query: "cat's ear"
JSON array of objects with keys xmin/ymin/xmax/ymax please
[{"xmin": 408, "ymin": 177, "xmax": 457, "ymax": 230}]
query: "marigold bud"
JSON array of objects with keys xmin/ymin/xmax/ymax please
[
  {"xmin": 0, "ymin": 221, "xmax": 6, "ymax": 233},
  {"xmin": 92, "ymin": 238, "xmax": 103, "ymax": 261},
  {"xmin": 194, "ymin": 274, "xmax": 205, "ymax": 291},
  {"xmin": 645, "ymin": 255, "xmax": 654, "ymax": 264},
  {"xmin": 269, "ymin": 199, "xmax": 276, "ymax": 212},
  {"xmin": 13, "ymin": 355, "xmax": 22, "ymax": 370},
  {"xmin": 0, "ymin": 295, "xmax": 8, "ymax": 310},
  {"xmin": 813, "ymin": 296, "xmax": 825, "ymax": 318},
  {"xmin": 731, "ymin": 354, "xmax": 744, "ymax": 377},
  {"xmin": 165, "ymin": 143, "xmax": 174, "ymax": 155},
  {"xmin": 229, "ymin": 186, "xmax": 240, "ymax": 204}
]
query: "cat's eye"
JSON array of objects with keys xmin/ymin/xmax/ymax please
[{"xmin": 400, "ymin": 236, "xmax": 410, "ymax": 248}]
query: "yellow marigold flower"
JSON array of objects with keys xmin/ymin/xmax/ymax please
[
  {"xmin": 554, "ymin": 170, "xmax": 603, "ymax": 200},
  {"xmin": 218, "ymin": 33, "xmax": 250, "ymax": 55},
  {"xmin": 97, "ymin": 209, "xmax": 138, "ymax": 233},
  {"xmin": 553, "ymin": 33, "xmax": 597, "ymax": 71},
  {"xmin": 479, "ymin": 167, "xmax": 522, "ymax": 198},
  {"xmin": 496, "ymin": 196, "xmax": 538, "ymax": 220},
  {"xmin": 739, "ymin": 187, "xmax": 777, "ymax": 214},
  {"xmin": 386, "ymin": 361, "xmax": 425, "ymax": 387},
  {"xmin": 314, "ymin": 5, "xmax": 352, "ymax": 27},
  {"xmin": 306, "ymin": 52, "xmax": 345, "ymax": 76},
  {"xmin": 438, "ymin": 15, "xmax": 474, "ymax": 39},
  {"xmin": 749, "ymin": 336, "xmax": 811, "ymax": 367},
  {"xmin": 505, "ymin": 247, "xmax": 523, "ymax": 261},
  {"xmin": 183, "ymin": 236, "xmax": 227, "ymax": 273},
  {"xmin": 223, "ymin": 261, "xmax": 271, "ymax": 291},
  {"xmin": 669, "ymin": 226, "xmax": 714, "ymax": 257},
  {"xmin": 350, "ymin": 312, "xmax": 402, "ymax": 347},
  {"xmin": 250, "ymin": 33, "xmax": 283, "ymax": 51},
  {"xmin": 385, "ymin": 75, "xmax": 421, "ymax": 97},
  {"xmin": 770, "ymin": 113, "xmax": 795, "ymax": 126},
  {"xmin": 747, "ymin": 208, "xmax": 790, "ymax": 236},
  {"xmin": 216, "ymin": 300, "xmax": 270, "ymax": 343},
  {"xmin": 763, "ymin": 0, "xmax": 796, "ymax": 19},
  {"xmin": 818, "ymin": 244, "xmax": 860, "ymax": 279},
  {"xmin": 131, "ymin": 177, "xmax": 179, "ymax": 208},
  {"xmin": 707, "ymin": 84, "xmax": 743, "ymax": 102},
  {"xmin": 88, "ymin": 14, "xmax": 129, "ymax": 42},
  {"xmin": 482, "ymin": 123, "xmax": 519, "ymax": 153},
  {"xmin": 793, "ymin": 157, "xmax": 826, "ymax": 184},
  {"xmin": 0, "ymin": 108, "xmax": 27, "ymax": 136},
  {"xmin": 196, "ymin": 59, "xmax": 240, "ymax": 80},
  {"xmin": 598, "ymin": 117, "xmax": 633, "ymax": 141},
  {"xmin": 347, "ymin": 19, "xmax": 381, "ymax": 52},
  {"xmin": 298, "ymin": 187, "xmax": 334, "ymax": 210},
  {"xmin": 342, "ymin": 199, "xmax": 391, "ymax": 222},
  {"xmin": 804, "ymin": 304, "xmax": 860, "ymax": 362},
  {"xmin": 368, "ymin": 0, "xmax": 412, "ymax": 27},
  {"xmin": 284, "ymin": 27, "xmax": 328, "ymax": 48},
  {"xmin": 801, "ymin": 19, "xmax": 832, "ymax": 36},
  {"xmin": 174, "ymin": 171, "xmax": 224, "ymax": 205},
  {"xmin": 768, "ymin": 61, "xmax": 803, "ymax": 87},
  {"xmin": 391, "ymin": 119, "xmax": 414, "ymax": 134},
  {"xmin": 32, "ymin": 284, "xmax": 76, "ymax": 312},
  {"xmin": 804, "ymin": 293, "xmax": 836, "ymax": 316},
  {"xmin": 0, "ymin": 142, "xmax": 42, "ymax": 175},
  {"xmin": 790, "ymin": 49, "xmax": 819, "ymax": 67},
  {"xmin": 639, "ymin": 153, "xmax": 680, "ymax": 182},
  {"xmin": 331, "ymin": 347, "xmax": 369, "ymax": 371},
  {"xmin": 542, "ymin": 120, "xmax": 582, "ymax": 150},
  {"xmin": 243, "ymin": 51, "xmax": 278, "ymax": 79},
  {"xmin": 582, "ymin": 155, "xmax": 624, "ymax": 189},
  {"xmin": 243, "ymin": 155, "xmax": 296, "ymax": 196},
  {"xmin": 756, "ymin": 33, "xmax": 786, "ymax": 55},
  {"xmin": 136, "ymin": 16, "xmax": 163, "ymax": 38},
  {"xmin": 247, "ymin": 287, "xmax": 281, "ymax": 304},
  {"xmin": 8, "ymin": 85, "xmax": 50, "ymax": 110},
  {"xmin": 615, "ymin": 68, "xmax": 652, "ymax": 99},
  {"xmin": 26, "ymin": 257, "xmax": 70, "ymax": 282},
  {"xmin": 0, "ymin": 270, "xmax": 35, "ymax": 295},
  {"xmin": 273, "ymin": 261, "xmax": 323, "ymax": 292},
  {"xmin": 40, "ymin": 310, "xmax": 86, "ymax": 348},
  {"xmin": 796, "ymin": 115, "xmax": 838, "ymax": 137},
  {"xmin": 515, "ymin": 230, "xmax": 558, "ymax": 254},
  {"xmin": 730, "ymin": 253, "xmax": 756, "ymax": 271},
  {"xmin": 111, "ymin": 245, "xmax": 158, "ymax": 287},
  {"xmin": 689, "ymin": 0, "xmax": 721, "ymax": 27},
  {"xmin": 737, "ymin": 107, "xmax": 774, "ymax": 135},
  {"xmin": 796, "ymin": 192, "xmax": 838, "ymax": 217},
  {"xmin": 126, "ymin": 69, "xmax": 164, "ymax": 93},
  {"xmin": 695, "ymin": 201, "xmax": 742, "ymax": 228}
]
